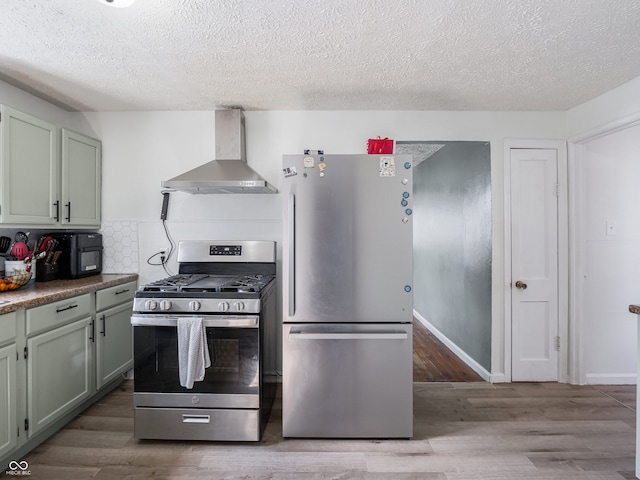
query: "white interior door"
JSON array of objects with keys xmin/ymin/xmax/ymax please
[{"xmin": 510, "ymin": 148, "xmax": 559, "ymax": 381}]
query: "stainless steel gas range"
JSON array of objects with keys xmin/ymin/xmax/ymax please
[{"xmin": 130, "ymin": 240, "xmax": 277, "ymax": 442}]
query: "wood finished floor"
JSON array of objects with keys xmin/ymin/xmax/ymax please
[
  {"xmin": 412, "ymin": 320, "xmax": 484, "ymax": 382},
  {"xmin": 20, "ymin": 380, "xmax": 636, "ymax": 479}
]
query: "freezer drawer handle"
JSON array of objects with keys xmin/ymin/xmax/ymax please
[
  {"xmin": 290, "ymin": 331, "xmax": 408, "ymax": 340},
  {"xmin": 182, "ymin": 415, "xmax": 211, "ymax": 424}
]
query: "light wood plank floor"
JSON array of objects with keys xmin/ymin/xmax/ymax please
[{"xmin": 19, "ymin": 381, "xmax": 636, "ymax": 479}]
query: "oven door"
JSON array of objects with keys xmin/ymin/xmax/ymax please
[{"xmin": 131, "ymin": 315, "xmax": 260, "ymax": 409}]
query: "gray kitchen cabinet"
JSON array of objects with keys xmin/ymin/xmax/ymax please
[
  {"xmin": 0, "ymin": 105, "xmax": 102, "ymax": 227},
  {"xmin": 61, "ymin": 128, "xmax": 101, "ymax": 227},
  {"xmin": 0, "ymin": 105, "xmax": 58, "ymax": 225},
  {"xmin": 0, "ymin": 277, "xmax": 137, "ymax": 472},
  {"xmin": 25, "ymin": 295, "xmax": 92, "ymax": 437},
  {"xmin": 95, "ymin": 281, "xmax": 136, "ymax": 390},
  {"xmin": 0, "ymin": 312, "xmax": 18, "ymax": 460}
]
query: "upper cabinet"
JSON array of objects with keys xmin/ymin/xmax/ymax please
[
  {"xmin": 61, "ymin": 129, "xmax": 101, "ymax": 227},
  {"xmin": 0, "ymin": 105, "xmax": 101, "ymax": 228},
  {"xmin": 0, "ymin": 105, "xmax": 58, "ymax": 225}
]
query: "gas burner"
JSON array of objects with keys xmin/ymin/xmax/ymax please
[
  {"xmin": 219, "ymin": 275, "xmax": 273, "ymax": 293},
  {"xmin": 140, "ymin": 273, "xmax": 275, "ymax": 295},
  {"xmin": 142, "ymin": 273, "xmax": 210, "ymax": 292}
]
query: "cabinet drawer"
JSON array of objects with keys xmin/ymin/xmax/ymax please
[
  {"xmin": 0, "ymin": 311, "xmax": 17, "ymax": 345},
  {"xmin": 96, "ymin": 281, "xmax": 137, "ymax": 311},
  {"xmin": 26, "ymin": 294, "xmax": 91, "ymax": 336}
]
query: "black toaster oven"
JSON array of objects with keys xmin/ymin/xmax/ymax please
[{"xmin": 48, "ymin": 232, "xmax": 103, "ymax": 279}]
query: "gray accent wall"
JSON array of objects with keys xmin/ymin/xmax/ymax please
[{"xmin": 397, "ymin": 141, "xmax": 492, "ymax": 371}]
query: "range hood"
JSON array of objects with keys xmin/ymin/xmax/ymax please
[{"xmin": 161, "ymin": 109, "xmax": 277, "ymax": 194}]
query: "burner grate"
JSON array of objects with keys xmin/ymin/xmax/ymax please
[
  {"xmin": 140, "ymin": 273, "xmax": 275, "ymax": 294},
  {"xmin": 219, "ymin": 275, "xmax": 274, "ymax": 293},
  {"xmin": 141, "ymin": 273, "xmax": 210, "ymax": 292}
]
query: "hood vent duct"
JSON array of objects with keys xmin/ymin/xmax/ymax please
[{"xmin": 161, "ymin": 109, "xmax": 277, "ymax": 194}]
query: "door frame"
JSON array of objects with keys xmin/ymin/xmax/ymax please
[{"xmin": 503, "ymin": 140, "xmax": 569, "ymax": 383}]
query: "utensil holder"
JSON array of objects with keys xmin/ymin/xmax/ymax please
[
  {"xmin": 36, "ymin": 263, "xmax": 58, "ymax": 282},
  {"xmin": 5, "ymin": 260, "xmax": 27, "ymax": 277}
]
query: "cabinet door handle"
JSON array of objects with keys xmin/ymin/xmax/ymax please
[
  {"xmin": 115, "ymin": 289, "xmax": 130, "ymax": 295},
  {"xmin": 100, "ymin": 314, "xmax": 106, "ymax": 336},
  {"xmin": 89, "ymin": 320, "xmax": 95, "ymax": 343},
  {"xmin": 65, "ymin": 202, "xmax": 71, "ymax": 222},
  {"xmin": 53, "ymin": 200, "xmax": 60, "ymax": 221},
  {"xmin": 56, "ymin": 304, "xmax": 78, "ymax": 313}
]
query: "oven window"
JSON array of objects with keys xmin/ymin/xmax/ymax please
[{"xmin": 133, "ymin": 326, "xmax": 259, "ymax": 394}]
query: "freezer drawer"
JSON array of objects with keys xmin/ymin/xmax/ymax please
[
  {"xmin": 134, "ymin": 407, "xmax": 260, "ymax": 441},
  {"xmin": 282, "ymin": 323, "xmax": 413, "ymax": 438}
]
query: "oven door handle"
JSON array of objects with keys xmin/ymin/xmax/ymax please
[{"xmin": 130, "ymin": 315, "xmax": 259, "ymax": 328}]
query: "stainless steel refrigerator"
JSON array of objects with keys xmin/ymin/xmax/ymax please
[{"xmin": 282, "ymin": 153, "xmax": 413, "ymax": 438}]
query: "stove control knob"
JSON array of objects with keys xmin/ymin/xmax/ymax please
[
  {"xmin": 189, "ymin": 300, "xmax": 201, "ymax": 312},
  {"xmin": 218, "ymin": 301, "xmax": 230, "ymax": 312},
  {"xmin": 145, "ymin": 300, "xmax": 158, "ymax": 311},
  {"xmin": 160, "ymin": 300, "xmax": 172, "ymax": 311},
  {"xmin": 234, "ymin": 301, "xmax": 245, "ymax": 312}
]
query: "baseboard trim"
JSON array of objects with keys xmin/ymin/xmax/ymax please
[
  {"xmin": 413, "ymin": 311, "xmax": 492, "ymax": 382},
  {"xmin": 585, "ymin": 373, "xmax": 636, "ymax": 385}
]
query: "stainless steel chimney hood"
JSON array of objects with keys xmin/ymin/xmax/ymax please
[{"xmin": 161, "ymin": 109, "xmax": 277, "ymax": 194}]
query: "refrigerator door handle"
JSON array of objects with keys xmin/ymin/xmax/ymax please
[
  {"xmin": 288, "ymin": 193, "xmax": 296, "ymax": 316},
  {"xmin": 289, "ymin": 331, "xmax": 408, "ymax": 340}
]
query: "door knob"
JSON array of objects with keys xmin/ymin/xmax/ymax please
[{"xmin": 515, "ymin": 280, "xmax": 527, "ymax": 290}]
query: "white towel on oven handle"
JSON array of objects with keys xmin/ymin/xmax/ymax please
[{"xmin": 177, "ymin": 317, "xmax": 211, "ymax": 389}]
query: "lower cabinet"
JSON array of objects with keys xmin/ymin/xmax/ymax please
[
  {"xmin": 0, "ymin": 343, "xmax": 18, "ymax": 459},
  {"xmin": 1, "ymin": 278, "xmax": 136, "ymax": 471},
  {"xmin": 95, "ymin": 281, "xmax": 135, "ymax": 390},
  {"xmin": 0, "ymin": 312, "xmax": 18, "ymax": 460},
  {"xmin": 96, "ymin": 302, "xmax": 134, "ymax": 390},
  {"xmin": 26, "ymin": 316, "xmax": 92, "ymax": 437}
]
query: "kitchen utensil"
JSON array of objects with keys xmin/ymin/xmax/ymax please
[
  {"xmin": 45, "ymin": 246, "xmax": 57, "ymax": 264},
  {"xmin": 26, "ymin": 252, "xmax": 46, "ymax": 272},
  {"xmin": 14, "ymin": 231, "xmax": 29, "ymax": 244},
  {"xmin": 37, "ymin": 236, "xmax": 54, "ymax": 254},
  {"xmin": 34, "ymin": 236, "xmax": 45, "ymax": 254},
  {"xmin": 0, "ymin": 236, "xmax": 11, "ymax": 256},
  {"xmin": 11, "ymin": 241, "xmax": 29, "ymax": 260}
]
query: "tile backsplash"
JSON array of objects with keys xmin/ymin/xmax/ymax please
[
  {"xmin": 100, "ymin": 221, "xmax": 139, "ymax": 273},
  {"xmin": 0, "ymin": 223, "xmax": 139, "ymax": 275}
]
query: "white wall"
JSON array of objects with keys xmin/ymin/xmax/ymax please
[
  {"xmin": 567, "ymin": 75, "xmax": 640, "ymax": 141},
  {"xmin": 573, "ymin": 125, "xmax": 640, "ymax": 384}
]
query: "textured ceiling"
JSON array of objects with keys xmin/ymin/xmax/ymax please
[{"xmin": 1, "ymin": 0, "xmax": 640, "ymax": 112}]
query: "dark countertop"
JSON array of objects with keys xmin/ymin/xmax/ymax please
[
  {"xmin": 629, "ymin": 305, "xmax": 640, "ymax": 315},
  {"xmin": 0, "ymin": 274, "xmax": 138, "ymax": 315}
]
